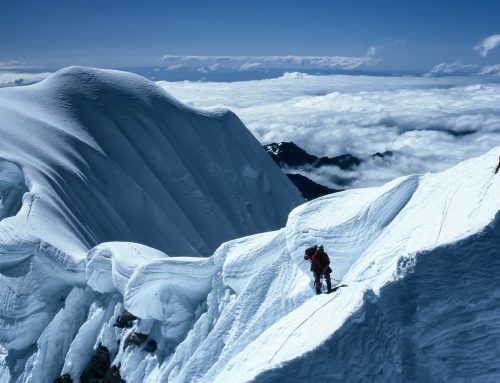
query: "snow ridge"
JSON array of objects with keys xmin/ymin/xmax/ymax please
[
  {"xmin": 209, "ymin": 147, "xmax": 500, "ymax": 383},
  {"xmin": 0, "ymin": 66, "xmax": 301, "ymax": 258},
  {"xmin": 254, "ymin": 211, "xmax": 500, "ymax": 382},
  {"xmin": 0, "ymin": 67, "xmax": 301, "ymax": 382},
  {"xmin": 0, "ymin": 66, "xmax": 499, "ymax": 383}
]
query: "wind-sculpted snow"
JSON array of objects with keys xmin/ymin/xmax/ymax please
[
  {"xmin": 125, "ymin": 256, "xmax": 216, "ymax": 322},
  {"xmin": 209, "ymin": 147, "xmax": 500, "ymax": 383},
  {"xmin": 68, "ymin": 147, "xmax": 497, "ymax": 383},
  {"xmin": 254, "ymin": 212, "xmax": 500, "ymax": 382},
  {"xmin": 0, "ymin": 69, "xmax": 499, "ymax": 383},
  {"xmin": 285, "ymin": 174, "xmax": 420, "ymax": 280},
  {"xmin": 0, "ymin": 66, "xmax": 301, "ymax": 382},
  {"xmin": 0, "ymin": 236, "xmax": 84, "ymax": 352},
  {"xmin": 87, "ymin": 242, "xmax": 169, "ymax": 295},
  {"xmin": 3, "ymin": 145, "xmax": 499, "ymax": 383},
  {"xmin": 0, "ymin": 159, "xmax": 27, "ymax": 221},
  {"xmin": 0, "ymin": 66, "xmax": 300, "ymax": 259}
]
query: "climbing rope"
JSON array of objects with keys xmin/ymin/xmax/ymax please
[
  {"xmin": 267, "ymin": 255, "xmax": 405, "ymax": 365},
  {"xmin": 268, "ymin": 288, "xmax": 342, "ymax": 365}
]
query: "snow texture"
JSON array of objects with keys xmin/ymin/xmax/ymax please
[
  {"xmin": 15, "ymin": 146, "xmax": 498, "ymax": 383},
  {"xmin": 0, "ymin": 66, "xmax": 300, "ymax": 382},
  {"xmin": 0, "ymin": 66, "xmax": 499, "ymax": 383}
]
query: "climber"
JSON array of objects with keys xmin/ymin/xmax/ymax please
[
  {"xmin": 495, "ymin": 156, "xmax": 500, "ymax": 174},
  {"xmin": 304, "ymin": 245, "xmax": 333, "ymax": 294}
]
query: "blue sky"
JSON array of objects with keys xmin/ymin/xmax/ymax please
[{"xmin": 1, "ymin": 0, "xmax": 500, "ymax": 73}]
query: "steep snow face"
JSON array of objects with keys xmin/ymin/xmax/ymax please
[
  {"xmin": 1, "ymin": 67, "xmax": 499, "ymax": 383},
  {"xmin": 254, "ymin": 213, "xmax": 500, "ymax": 382},
  {"xmin": 0, "ymin": 66, "xmax": 301, "ymax": 259},
  {"xmin": 210, "ymin": 147, "xmax": 500, "ymax": 383},
  {"xmin": 16, "ymin": 147, "xmax": 497, "ymax": 383},
  {"xmin": 115, "ymin": 147, "xmax": 500, "ymax": 383},
  {"xmin": 0, "ymin": 67, "xmax": 301, "ymax": 382}
]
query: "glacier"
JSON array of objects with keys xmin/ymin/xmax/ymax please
[{"xmin": 0, "ymin": 67, "xmax": 499, "ymax": 383}]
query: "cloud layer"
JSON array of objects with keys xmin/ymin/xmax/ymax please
[
  {"xmin": 158, "ymin": 55, "xmax": 380, "ymax": 72},
  {"xmin": 0, "ymin": 71, "xmax": 51, "ymax": 88},
  {"xmin": 426, "ymin": 60, "xmax": 500, "ymax": 76},
  {"xmin": 159, "ymin": 73, "xmax": 500, "ymax": 188}
]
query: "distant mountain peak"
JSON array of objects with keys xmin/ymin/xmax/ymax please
[{"xmin": 264, "ymin": 141, "xmax": 362, "ymax": 170}]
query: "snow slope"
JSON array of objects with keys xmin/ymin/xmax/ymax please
[
  {"xmin": 215, "ymin": 148, "xmax": 500, "ymax": 383},
  {"xmin": 0, "ymin": 66, "xmax": 300, "ymax": 259},
  {"xmin": 0, "ymin": 67, "xmax": 301, "ymax": 381},
  {"xmin": 0, "ymin": 67, "xmax": 499, "ymax": 383},
  {"xmin": 10, "ymin": 146, "xmax": 497, "ymax": 383}
]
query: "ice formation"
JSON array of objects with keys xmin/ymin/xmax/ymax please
[{"xmin": 0, "ymin": 67, "xmax": 499, "ymax": 383}]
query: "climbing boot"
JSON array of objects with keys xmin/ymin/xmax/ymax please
[
  {"xmin": 315, "ymin": 287, "xmax": 322, "ymax": 295},
  {"xmin": 326, "ymin": 280, "xmax": 333, "ymax": 294}
]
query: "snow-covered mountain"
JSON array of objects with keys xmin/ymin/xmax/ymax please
[
  {"xmin": 40, "ymin": 146, "xmax": 499, "ymax": 383},
  {"xmin": 0, "ymin": 67, "xmax": 499, "ymax": 383},
  {"xmin": 263, "ymin": 141, "xmax": 394, "ymax": 199},
  {"xmin": 0, "ymin": 67, "xmax": 302, "ymax": 381},
  {"xmin": 264, "ymin": 141, "xmax": 362, "ymax": 170},
  {"xmin": 0, "ymin": 67, "xmax": 301, "ymax": 258}
]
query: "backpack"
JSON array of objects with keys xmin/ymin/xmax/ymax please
[{"xmin": 316, "ymin": 248, "xmax": 330, "ymax": 266}]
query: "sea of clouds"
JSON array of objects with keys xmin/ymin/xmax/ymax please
[
  {"xmin": 0, "ymin": 71, "xmax": 53, "ymax": 87},
  {"xmin": 159, "ymin": 73, "xmax": 500, "ymax": 188}
]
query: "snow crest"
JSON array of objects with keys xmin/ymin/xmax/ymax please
[{"xmin": 0, "ymin": 67, "xmax": 301, "ymax": 382}]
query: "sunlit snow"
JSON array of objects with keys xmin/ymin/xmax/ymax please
[{"xmin": 0, "ymin": 67, "xmax": 499, "ymax": 383}]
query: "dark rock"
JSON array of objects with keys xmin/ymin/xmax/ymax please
[
  {"xmin": 54, "ymin": 374, "xmax": 73, "ymax": 383},
  {"xmin": 123, "ymin": 332, "xmax": 148, "ymax": 349},
  {"xmin": 108, "ymin": 365, "xmax": 125, "ymax": 383},
  {"xmin": 80, "ymin": 344, "xmax": 125, "ymax": 383},
  {"xmin": 264, "ymin": 142, "xmax": 362, "ymax": 171},
  {"xmin": 287, "ymin": 174, "xmax": 341, "ymax": 201},
  {"xmin": 144, "ymin": 339, "xmax": 157, "ymax": 353},
  {"xmin": 314, "ymin": 153, "xmax": 362, "ymax": 170},
  {"xmin": 372, "ymin": 151, "xmax": 393, "ymax": 159},
  {"xmin": 264, "ymin": 142, "xmax": 317, "ymax": 167},
  {"xmin": 81, "ymin": 344, "xmax": 110, "ymax": 382},
  {"xmin": 114, "ymin": 310, "xmax": 137, "ymax": 328}
]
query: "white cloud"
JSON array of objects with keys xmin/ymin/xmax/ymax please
[
  {"xmin": 426, "ymin": 61, "xmax": 500, "ymax": 76},
  {"xmin": 0, "ymin": 60, "xmax": 27, "ymax": 69},
  {"xmin": 166, "ymin": 64, "xmax": 183, "ymax": 71},
  {"xmin": 0, "ymin": 71, "xmax": 51, "ymax": 88},
  {"xmin": 157, "ymin": 55, "xmax": 380, "ymax": 71},
  {"xmin": 426, "ymin": 61, "xmax": 479, "ymax": 76},
  {"xmin": 474, "ymin": 34, "xmax": 500, "ymax": 57},
  {"xmin": 366, "ymin": 46, "xmax": 377, "ymax": 58},
  {"xmin": 159, "ymin": 74, "xmax": 500, "ymax": 188},
  {"xmin": 238, "ymin": 62, "xmax": 262, "ymax": 71},
  {"xmin": 478, "ymin": 64, "xmax": 500, "ymax": 75}
]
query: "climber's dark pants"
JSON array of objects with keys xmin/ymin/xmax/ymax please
[{"xmin": 313, "ymin": 270, "xmax": 331, "ymax": 290}]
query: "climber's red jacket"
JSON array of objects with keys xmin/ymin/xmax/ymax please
[{"xmin": 304, "ymin": 248, "xmax": 330, "ymax": 272}]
